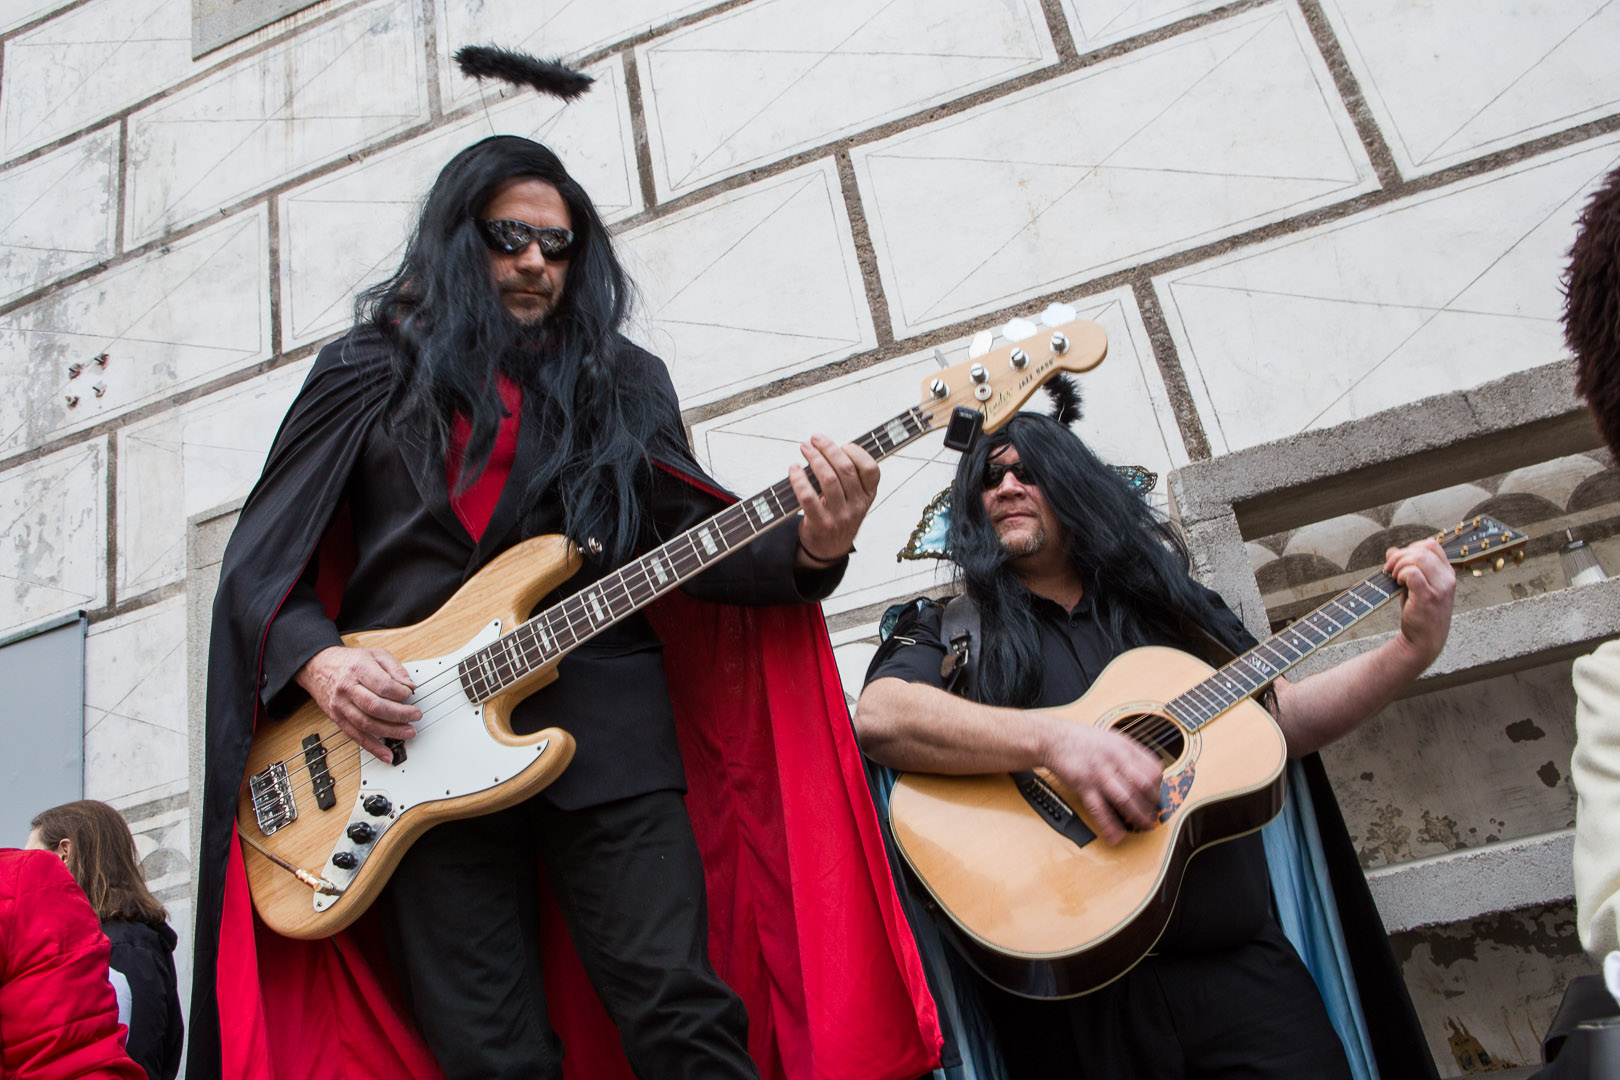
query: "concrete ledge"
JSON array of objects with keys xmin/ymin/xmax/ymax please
[
  {"xmin": 1367, "ymin": 829, "xmax": 1574, "ymax": 934},
  {"xmin": 1286, "ymin": 576, "xmax": 1620, "ymax": 692},
  {"xmin": 1170, "ymin": 361, "xmax": 1597, "ymax": 537}
]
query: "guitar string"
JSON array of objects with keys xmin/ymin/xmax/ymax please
[
  {"xmin": 250, "ymin": 407, "xmax": 946, "ymax": 790},
  {"xmin": 254, "ymin": 537, "xmax": 721, "ymax": 807},
  {"xmin": 261, "ymin": 565, "xmax": 1392, "ymax": 818},
  {"xmin": 259, "ymin": 557, "xmax": 1408, "ymax": 821},
  {"xmin": 255, "ymin": 414, "xmax": 939, "ymax": 786},
  {"xmin": 258, "ymin": 416, "xmax": 1460, "ymax": 811},
  {"xmin": 250, "ymin": 414, "xmax": 944, "ymax": 816}
]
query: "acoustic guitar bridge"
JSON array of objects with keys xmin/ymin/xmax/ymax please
[{"xmin": 1011, "ymin": 770, "xmax": 1096, "ymax": 849}]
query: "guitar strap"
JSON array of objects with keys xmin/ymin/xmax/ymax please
[{"xmin": 938, "ymin": 594, "xmax": 979, "ymax": 698}]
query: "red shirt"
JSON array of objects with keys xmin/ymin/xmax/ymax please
[{"xmin": 445, "ymin": 376, "xmax": 521, "ymax": 541}]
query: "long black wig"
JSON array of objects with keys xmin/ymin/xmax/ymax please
[
  {"xmin": 946, "ymin": 412, "xmax": 1249, "ymax": 707},
  {"xmin": 357, "ymin": 135, "xmax": 669, "ymax": 564}
]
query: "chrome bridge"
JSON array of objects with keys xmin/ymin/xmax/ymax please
[{"xmin": 248, "ymin": 762, "xmax": 297, "ymax": 835}]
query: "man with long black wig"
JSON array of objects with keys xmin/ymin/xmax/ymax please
[
  {"xmin": 857, "ymin": 412, "xmax": 1455, "ymax": 1078},
  {"xmin": 188, "ymin": 135, "xmax": 941, "ymax": 1080}
]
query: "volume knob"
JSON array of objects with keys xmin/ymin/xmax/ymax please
[
  {"xmin": 346, "ymin": 822, "xmax": 376, "ymax": 844},
  {"xmin": 331, "ymin": 851, "xmax": 358, "ymax": 870},
  {"xmin": 362, "ymin": 794, "xmax": 392, "ymax": 817}
]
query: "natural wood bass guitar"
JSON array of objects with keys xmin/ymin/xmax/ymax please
[
  {"xmin": 887, "ymin": 516, "xmax": 1527, "ymax": 998},
  {"xmin": 239, "ymin": 316, "xmax": 1108, "ymax": 939}
]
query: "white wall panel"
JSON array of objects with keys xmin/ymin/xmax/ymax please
[
  {"xmin": 852, "ymin": 2, "xmax": 1376, "ymax": 337},
  {"xmin": 619, "ymin": 159, "xmax": 875, "ymax": 406},
  {"xmin": 83, "ymin": 597, "xmax": 188, "ymax": 807},
  {"xmin": 0, "ymin": 126, "xmax": 118, "ymax": 305},
  {"xmin": 638, "ymin": 0, "xmax": 1055, "ymax": 199},
  {"xmin": 125, "ymin": 0, "xmax": 428, "ymax": 245},
  {"xmin": 0, "ymin": 440, "xmax": 105, "ymax": 637},
  {"xmin": 117, "ymin": 361, "xmax": 311, "ymax": 596},
  {"xmin": 1323, "ymin": 0, "xmax": 1620, "ymax": 178},
  {"xmin": 0, "ymin": 208, "xmax": 271, "ymax": 459},
  {"xmin": 1156, "ymin": 136, "xmax": 1618, "ymax": 455},
  {"xmin": 436, "ymin": 0, "xmax": 728, "ymax": 113}
]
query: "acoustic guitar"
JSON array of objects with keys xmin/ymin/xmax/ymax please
[
  {"xmin": 238, "ymin": 315, "xmax": 1108, "ymax": 939},
  {"xmin": 886, "ymin": 515, "xmax": 1528, "ymax": 998}
]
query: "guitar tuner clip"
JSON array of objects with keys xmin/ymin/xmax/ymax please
[{"xmin": 943, "ymin": 406, "xmax": 983, "ymax": 452}]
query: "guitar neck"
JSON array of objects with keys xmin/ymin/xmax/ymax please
[
  {"xmin": 458, "ymin": 405, "xmax": 939, "ymax": 702},
  {"xmin": 1164, "ymin": 569, "xmax": 1402, "ymax": 732}
]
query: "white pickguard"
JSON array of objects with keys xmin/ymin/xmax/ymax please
[{"xmin": 313, "ymin": 620, "xmax": 558, "ymax": 911}]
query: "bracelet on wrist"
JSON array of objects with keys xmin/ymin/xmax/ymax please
[{"xmin": 797, "ymin": 535, "xmax": 850, "ymax": 566}]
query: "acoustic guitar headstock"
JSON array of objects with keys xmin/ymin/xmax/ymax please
[{"xmin": 1437, "ymin": 515, "xmax": 1529, "ymax": 575}]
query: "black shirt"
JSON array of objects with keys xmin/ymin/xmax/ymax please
[{"xmin": 865, "ymin": 587, "xmax": 1274, "ymax": 952}]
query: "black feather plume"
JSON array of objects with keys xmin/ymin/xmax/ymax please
[
  {"xmin": 454, "ymin": 45, "xmax": 594, "ymax": 101},
  {"xmin": 1044, "ymin": 374, "xmax": 1084, "ymax": 426}
]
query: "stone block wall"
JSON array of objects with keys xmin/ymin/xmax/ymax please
[{"xmin": 4, "ymin": 0, "xmax": 1619, "ymax": 1074}]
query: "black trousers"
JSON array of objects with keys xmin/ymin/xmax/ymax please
[
  {"xmin": 381, "ymin": 790, "xmax": 757, "ymax": 1080},
  {"xmin": 980, "ymin": 919, "xmax": 1354, "ymax": 1080}
]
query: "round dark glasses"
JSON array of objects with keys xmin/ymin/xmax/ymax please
[
  {"xmin": 982, "ymin": 461, "xmax": 1037, "ymax": 490},
  {"xmin": 479, "ymin": 219, "xmax": 576, "ymax": 259}
]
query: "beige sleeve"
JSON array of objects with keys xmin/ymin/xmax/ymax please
[{"xmin": 1573, "ymin": 639, "xmax": 1620, "ymax": 961}]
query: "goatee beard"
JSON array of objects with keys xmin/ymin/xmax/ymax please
[{"xmin": 1000, "ymin": 522, "xmax": 1048, "ymax": 560}]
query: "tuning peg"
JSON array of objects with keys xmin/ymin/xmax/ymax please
[
  {"xmin": 1514, "ymin": 551, "xmax": 1524, "ymax": 565},
  {"xmin": 1002, "ymin": 317, "xmax": 1037, "ymax": 343},
  {"xmin": 1494, "ymin": 557, "xmax": 1505, "ymax": 571},
  {"xmin": 1472, "ymin": 568, "xmax": 1484, "ymax": 577},
  {"xmin": 1039, "ymin": 302, "xmax": 1077, "ymax": 327},
  {"xmin": 968, "ymin": 330, "xmax": 993, "ymax": 359}
]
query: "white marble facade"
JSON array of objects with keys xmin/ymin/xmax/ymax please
[
  {"xmin": 852, "ymin": 2, "xmax": 1377, "ymax": 337},
  {"xmin": 435, "ymin": 0, "xmax": 728, "ymax": 113},
  {"xmin": 0, "ymin": 0, "xmax": 276, "ymax": 162},
  {"xmin": 279, "ymin": 57, "xmax": 639, "ymax": 348},
  {"xmin": 0, "ymin": 0, "xmax": 73, "ymax": 36},
  {"xmin": 637, "ymin": 0, "xmax": 1055, "ymax": 199},
  {"xmin": 125, "ymin": 0, "xmax": 429, "ymax": 246},
  {"xmin": 620, "ymin": 159, "xmax": 875, "ymax": 406},
  {"xmin": 83, "ymin": 597, "xmax": 189, "ymax": 808},
  {"xmin": 1157, "ymin": 134, "xmax": 1619, "ymax": 455},
  {"xmin": 1061, "ymin": 0, "xmax": 1228, "ymax": 54},
  {"xmin": 0, "ymin": 207, "xmax": 271, "ymax": 459},
  {"xmin": 1321, "ymin": 0, "xmax": 1620, "ymax": 179},
  {"xmin": 0, "ymin": 439, "xmax": 106, "ymax": 639},
  {"xmin": 116, "ymin": 361, "xmax": 312, "ymax": 596},
  {"xmin": 0, "ymin": 125, "xmax": 117, "ymax": 306}
]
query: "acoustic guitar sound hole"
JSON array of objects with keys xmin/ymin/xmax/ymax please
[{"xmin": 1115, "ymin": 713, "xmax": 1184, "ymax": 766}]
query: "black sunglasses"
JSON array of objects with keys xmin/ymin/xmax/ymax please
[
  {"xmin": 982, "ymin": 460, "xmax": 1037, "ymax": 490},
  {"xmin": 478, "ymin": 219, "xmax": 576, "ymax": 259}
]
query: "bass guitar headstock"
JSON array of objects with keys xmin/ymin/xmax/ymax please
[
  {"xmin": 917, "ymin": 317, "xmax": 1107, "ymax": 434},
  {"xmin": 1438, "ymin": 515, "xmax": 1529, "ymax": 574}
]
